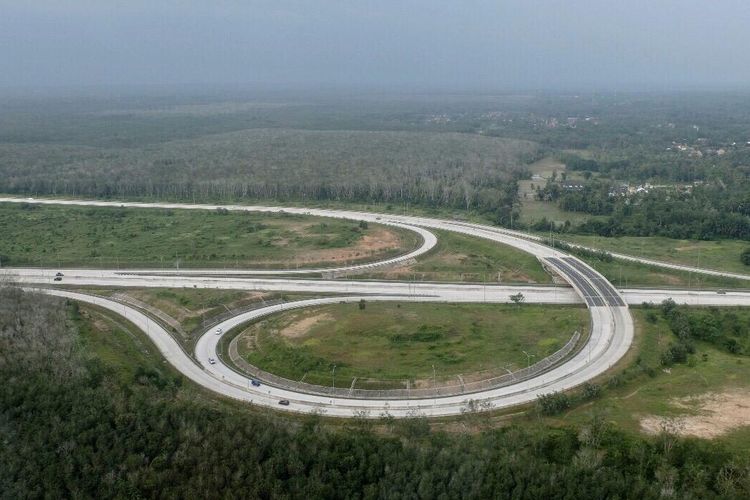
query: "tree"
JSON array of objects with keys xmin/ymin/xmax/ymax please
[
  {"xmin": 510, "ymin": 293, "xmax": 525, "ymax": 306},
  {"xmin": 741, "ymin": 248, "xmax": 750, "ymax": 266},
  {"xmin": 358, "ymin": 299, "xmax": 366, "ymax": 310}
]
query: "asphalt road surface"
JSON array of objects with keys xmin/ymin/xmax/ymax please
[{"xmin": 4, "ymin": 197, "xmax": 745, "ymax": 418}]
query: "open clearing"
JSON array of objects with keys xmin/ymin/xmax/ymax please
[
  {"xmin": 518, "ymin": 157, "xmax": 595, "ymax": 226},
  {"xmin": 362, "ymin": 229, "xmax": 553, "ymax": 283},
  {"xmin": 577, "ymin": 253, "xmax": 749, "ymax": 289},
  {"xmin": 0, "ymin": 202, "xmax": 417, "ymax": 269},
  {"xmin": 557, "ymin": 309, "xmax": 750, "ymax": 451},
  {"xmin": 560, "ymin": 234, "xmax": 750, "ymax": 275},
  {"xmin": 640, "ymin": 389, "xmax": 750, "ymax": 439},
  {"xmin": 237, "ymin": 302, "xmax": 586, "ymax": 389}
]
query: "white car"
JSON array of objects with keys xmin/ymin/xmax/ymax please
[
  {"xmin": 215, "ymin": 327, "xmax": 223, "ymax": 335},
  {"xmin": 208, "ymin": 358, "xmax": 216, "ymax": 365}
]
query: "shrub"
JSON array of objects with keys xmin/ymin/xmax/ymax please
[
  {"xmin": 536, "ymin": 391, "xmax": 571, "ymax": 415},
  {"xmin": 741, "ymin": 248, "xmax": 750, "ymax": 266},
  {"xmin": 581, "ymin": 382, "xmax": 601, "ymax": 400}
]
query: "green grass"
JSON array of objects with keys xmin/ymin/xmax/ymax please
[
  {"xmin": 75, "ymin": 303, "xmax": 173, "ymax": 381},
  {"xmin": 559, "ymin": 234, "xmax": 750, "ymax": 275},
  {"xmin": 238, "ymin": 302, "xmax": 586, "ymax": 388},
  {"xmin": 553, "ymin": 308, "xmax": 750, "ymax": 452},
  {"xmin": 519, "ymin": 197, "xmax": 596, "ymax": 226},
  {"xmin": 362, "ymin": 229, "xmax": 553, "ymax": 283},
  {"xmin": 91, "ymin": 287, "xmax": 304, "ymax": 352},
  {"xmin": 577, "ymin": 253, "xmax": 749, "ymax": 289},
  {"xmin": 518, "ymin": 157, "xmax": 599, "ymax": 225},
  {"xmin": 0, "ymin": 202, "xmax": 417, "ymax": 269},
  {"xmin": 71, "ymin": 300, "xmax": 302, "ymax": 423}
]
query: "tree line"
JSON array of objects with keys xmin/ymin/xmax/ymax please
[{"xmin": 2, "ymin": 285, "xmax": 750, "ymax": 498}]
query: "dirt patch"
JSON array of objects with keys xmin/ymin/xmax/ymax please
[
  {"xmin": 360, "ymin": 228, "xmax": 401, "ymax": 251},
  {"xmin": 91, "ymin": 316, "xmax": 112, "ymax": 333},
  {"xmin": 433, "ymin": 252, "xmax": 470, "ymax": 265},
  {"xmin": 502, "ymin": 269, "xmax": 535, "ymax": 283},
  {"xmin": 675, "ymin": 244, "xmax": 704, "ymax": 252},
  {"xmin": 640, "ymin": 389, "xmax": 750, "ymax": 438},
  {"xmin": 279, "ymin": 312, "xmax": 334, "ymax": 339},
  {"xmin": 237, "ymin": 325, "xmax": 258, "ymax": 352},
  {"xmin": 295, "ymin": 227, "xmax": 403, "ymax": 264},
  {"xmin": 263, "ymin": 226, "xmax": 407, "ymax": 268}
]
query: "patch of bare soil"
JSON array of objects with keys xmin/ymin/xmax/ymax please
[
  {"xmin": 279, "ymin": 312, "xmax": 334, "ymax": 339},
  {"xmin": 237, "ymin": 325, "xmax": 259, "ymax": 352},
  {"xmin": 675, "ymin": 244, "xmax": 703, "ymax": 252},
  {"xmin": 94, "ymin": 317, "xmax": 112, "ymax": 333},
  {"xmin": 291, "ymin": 227, "xmax": 403, "ymax": 265},
  {"xmin": 640, "ymin": 389, "xmax": 750, "ymax": 438},
  {"xmin": 501, "ymin": 269, "xmax": 535, "ymax": 283},
  {"xmin": 435, "ymin": 252, "xmax": 470, "ymax": 265}
]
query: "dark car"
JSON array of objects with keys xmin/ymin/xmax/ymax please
[
  {"xmin": 55, "ymin": 272, "xmax": 64, "ymax": 277},
  {"xmin": 278, "ymin": 400, "xmax": 290, "ymax": 406},
  {"xmin": 53, "ymin": 276, "xmax": 62, "ymax": 281},
  {"xmin": 251, "ymin": 379, "xmax": 261, "ymax": 387}
]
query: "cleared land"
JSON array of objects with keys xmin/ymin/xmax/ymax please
[
  {"xmin": 0, "ymin": 203, "xmax": 417, "ymax": 269},
  {"xmin": 561, "ymin": 234, "xmax": 750, "ymax": 275},
  {"xmin": 577, "ymin": 253, "xmax": 748, "ymax": 289},
  {"xmin": 362, "ymin": 229, "xmax": 553, "ymax": 283},
  {"xmin": 518, "ymin": 157, "xmax": 596, "ymax": 225},
  {"xmin": 556, "ymin": 308, "xmax": 750, "ymax": 452},
  {"xmin": 237, "ymin": 302, "xmax": 586, "ymax": 388}
]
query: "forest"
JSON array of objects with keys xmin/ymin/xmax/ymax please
[
  {"xmin": 3, "ymin": 90, "xmax": 750, "ymax": 236},
  {"xmin": 2, "ymin": 285, "xmax": 750, "ymax": 498}
]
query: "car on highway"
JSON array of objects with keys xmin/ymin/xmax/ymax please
[
  {"xmin": 208, "ymin": 358, "xmax": 216, "ymax": 365},
  {"xmin": 55, "ymin": 272, "xmax": 64, "ymax": 277},
  {"xmin": 53, "ymin": 276, "xmax": 62, "ymax": 281},
  {"xmin": 278, "ymin": 399, "xmax": 290, "ymax": 406},
  {"xmin": 251, "ymin": 379, "xmax": 261, "ymax": 387},
  {"xmin": 717, "ymin": 290, "xmax": 727, "ymax": 295},
  {"xmin": 215, "ymin": 327, "xmax": 223, "ymax": 335}
]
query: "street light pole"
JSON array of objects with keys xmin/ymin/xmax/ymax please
[
  {"xmin": 522, "ymin": 350, "xmax": 535, "ymax": 369},
  {"xmin": 332, "ymin": 364, "xmax": 336, "ymax": 389}
]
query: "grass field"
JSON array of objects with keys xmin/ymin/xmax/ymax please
[
  {"xmin": 0, "ymin": 202, "xmax": 417, "ymax": 269},
  {"xmin": 90, "ymin": 287, "xmax": 311, "ymax": 353},
  {"xmin": 237, "ymin": 302, "xmax": 586, "ymax": 388},
  {"xmin": 560, "ymin": 234, "xmax": 750, "ymax": 275},
  {"xmin": 75, "ymin": 304, "xmax": 164, "ymax": 380},
  {"xmin": 577, "ymin": 253, "xmax": 749, "ymax": 289},
  {"xmin": 552, "ymin": 308, "xmax": 750, "ymax": 452},
  {"xmin": 518, "ymin": 156, "xmax": 596, "ymax": 226},
  {"xmin": 121, "ymin": 288, "xmax": 274, "ymax": 337},
  {"xmin": 362, "ymin": 229, "xmax": 553, "ymax": 283}
]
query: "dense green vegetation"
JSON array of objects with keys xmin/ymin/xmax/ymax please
[
  {"xmin": 5, "ymin": 90, "xmax": 750, "ymax": 243},
  {"xmin": 3, "ymin": 286, "xmax": 750, "ymax": 498},
  {"xmin": 557, "ymin": 182, "xmax": 750, "ymax": 240},
  {"xmin": 0, "ymin": 202, "xmax": 416, "ymax": 268},
  {"xmin": 0, "ymin": 126, "xmax": 530, "ymax": 224},
  {"xmin": 657, "ymin": 299, "xmax": 750, "ymax": 356},
  {"xmin": 237, "ymin": 302, "xmax": 585, "ymax": 387}
]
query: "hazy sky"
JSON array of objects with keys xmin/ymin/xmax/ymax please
[{"xmin": 2, "ymin": 0, "xmax": 749, "ymax": 91}]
